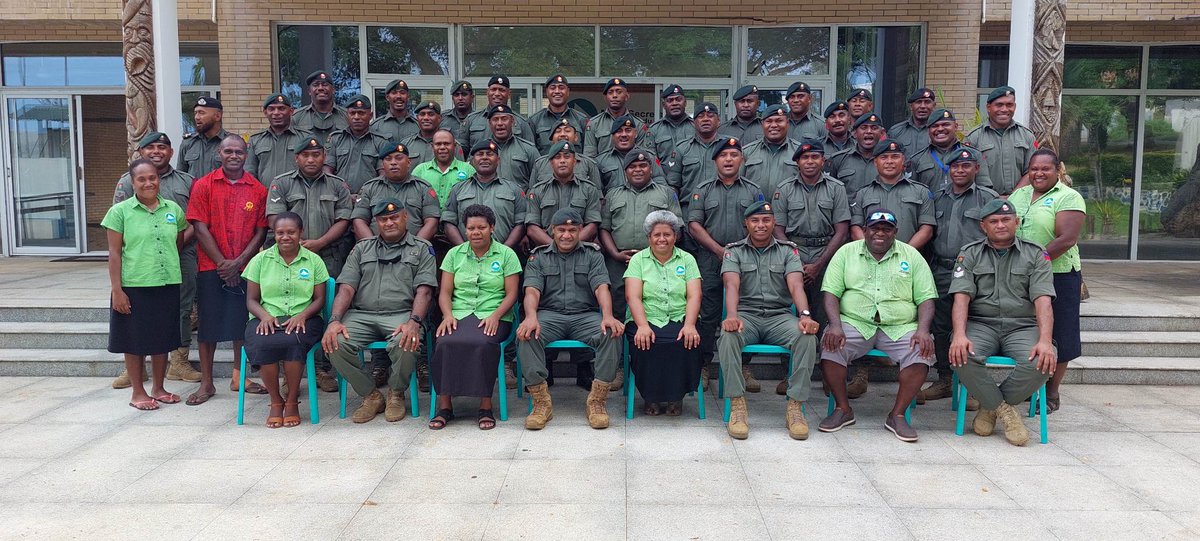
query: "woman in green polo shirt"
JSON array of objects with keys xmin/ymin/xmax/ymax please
[
  {"xmin": 431, "ymin": 204, "xmax": 522, "ymax": 430},
  {"xmin": 242, "ymin": 212, "xmax": 329, "ymax": 428},
  {"xmin": 103, "ymin": 158, "xmax": 191, "ymax": 411},
  {"xmin": 1010, "ymin": 149, "xmax": 1086, "ymax": 412},
  {"xmin": 624, "ymin": 210, "xmax": 703, "ymax": 416}
]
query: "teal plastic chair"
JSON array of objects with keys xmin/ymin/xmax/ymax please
[
  {"xmin": 715, "ymin": 292, "xmax": 807, "ymax": 422},
  {"xmin": 237, "ymin": 277, "xmax": 335, "ymax": 425},
  {"xmin": 428, "ymin": 307, "xmax": 519, "ymax": 421},
  {"xmin": 823, "ymin": 350, "xmax": 916, "ymax": 424},
  {"xmin": 624, "ymin": 337, "xmax": 706, "ymax": 420},
  {"xmin": 952, "ymin": 356, "xmax": 1049, "ymax": 444}
]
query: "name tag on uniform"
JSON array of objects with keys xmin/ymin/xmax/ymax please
[{"xmin": 298, "ymin": 268, "xmax": 311, "ymax": 280}]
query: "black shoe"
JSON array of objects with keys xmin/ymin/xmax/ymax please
[
  {"xmin": 417, "ymin": 361, "xmax": 431, "ymax": 393},
  {"xmin": 372, "ymin": 366, "xmax": 389, "ymax": 388}
]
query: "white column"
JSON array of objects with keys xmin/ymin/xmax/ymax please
[
  {"xmin": 1007, "ymin": 0, "xmax": 1035, "ymax": 125},
  {"xmin": 151, "ymin": 0, "xmax": 183, "ymax": 143}
]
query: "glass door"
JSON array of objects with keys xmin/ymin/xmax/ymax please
[{"xmin": 3, "ymin": 95, "xmax": 83, "ymax": 254}]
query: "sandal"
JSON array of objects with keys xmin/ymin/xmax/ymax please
[
  {"xmin": 429, "ymin": 408, "xmax": 454, "ymax": 430},
  {"xmin": 185, "ymin": 390, "xmax": 215, "ymax": 406},
  {"xmin": 129, "ymin": 397, "xmax": 159, "ymax": 411},
  {"xmin": 1047, "ymin": 395, "xmax": 1061, "ymax": 413},
  {"xmin": 151, "ymin": 392, "xmax": 181, "ymax": 404},
  {"xmin": 235, "ymin": 381, "xmax": 268, "ymax": 395},
  {"xmin": 665, "ymin": 401, "xmax": 682, "ymax": 416},
  {"xmin": 644, "ymin": 402, "xmax": 662, "ymax": 416},
  {"xmin": 477, "ymin": 409, "xmax": 496, "ymax": 430},
  {"xmin": 283, "ymin": 402, "xmax": 301, "ymax": 427},
  {"xmin": 266, "ymin": 403, "xmax": 284, "ymax": 428}
]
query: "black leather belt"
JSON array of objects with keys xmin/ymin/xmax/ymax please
[{"xmin": 795, "ymin": 236, "xmax": 831, "ymax": 247}]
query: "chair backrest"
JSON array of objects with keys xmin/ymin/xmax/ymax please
[{"xmin": 322, "ymin": 277, "xmax": 336, "ymax": 321}]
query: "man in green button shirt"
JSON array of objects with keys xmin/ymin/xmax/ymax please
[
  {"xmin": 595, "ymin": 115, "xmax": 671, "ymax": 192},
  {"xmin": 965, "ymin": 86, "xmax": 1037, "ymax": 195},
  {"xmin": 584, "ymin": 78, "xmax": 645, "ymax": 158},
  {"xmin": 443, "ymin": 140, "xmax": 526, "ymax": 249},
  {"xmin": 177, "ymin": 96, "xmax": 228, "ymax": 177},
  {"xmin": 443, "ymin": 81, "xmax": 474, "ymax": 150},
  {"xmin": 462, "ymin": 76, "xmax": 534, "ymax": 151},
  {"xmin": 526, "ymin": 141, "xmax": 602, "ymax": 246},
  {"xmin": 398, "ymin": 101, "xmax": 445, "ymax": 167},
  {"xmin": 675, "ymin": 102, "xmax": 723, "ymax": 204},
  {"xmin": 529, "ymin": 119, "xmax": 604, "ymax": 188},
  {"xmin": 323, "ymin": 199, "xmax": 437, "ymax": 423},
  {"xmin": 786, "ymin": 81, "xmax": 826, "ymax": 143},
  {"xmin": 325, "ymin": 95, "xmax": 390, "ymax": 194},
  {"xmin": 352, "ymin": 141, "xmax": 439, "ymax": 241},
  {"xmin": 528, "ymin": 74, "xmax": 589, "ymax": 154},
  {"xmin": 888, "ymin": 88, "xmax": 937, "ymax": 158},
  {"xmin": 910, "ymin": 109, "xmax": 993, "ymax": 191},
  {"xmin": 828, "ymin": 112, "xmax": 885, "ymax": 196},
  {"xmin": 412, "ymin": 129, "xmax": 475, "ymax": 209},
  {"xmin": 517, "ymin": 208, "xmax": 625, "ymax": 430},
  {"xmin": 370, "ymin": 79, "xmax": 419, "ymax": 143},
  {"xmin": 719, "ymin": 201, "xmax": 820, "ymax": 440},
  {"xmin": 819, "ymin": 209, "xmax": 937, "ymax": 442},
  {"xmin": 719, "ymin": 84, "xmax": 764, "ymax": 143},
  {"xmin": 741, "ymin": 104, "xmax": 800, "ymax": 198},
  {"xmin": 267, "ymin": 137, "xmax": 353, "ymax": 278},
  {"xmin": 247, "ymin": 94, "xmax": 313, "ymax": 187},
  {"xmin": 292, "ymin": 70, "xmax": 348, "ymax": 143},
  {"xmin": 950, "ymin": 199, "xmax": 1057, "ymax": 446},
  {"xmin": 648, "ymin": 84, "xmax": 695, "ymax": 161},
  {"xmin": 822, "ymin": 101, "xmax": 854, "ymax": 153}
]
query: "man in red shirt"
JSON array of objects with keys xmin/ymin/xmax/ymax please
[{"xmin": 184, "ymin": 134, "xmax": 269, "ymax": 405}]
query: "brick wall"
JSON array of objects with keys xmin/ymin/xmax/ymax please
[
  {"xmin": 80, "ymin": 95, "xmax": 128, "ymax": 252},
  {"xmin": 983, "ymin": 20, "xmax": 1200, "ymax": 43},
  {"xmin": 986, "ymin": 0, "xmax": 1198, "ymax": 23},
  {"xmin": 0, "ymin": 20, "xmax": 216, "ymax": 41},
  {"xmin": 0, "ymin": 0, "xmax": 212, "ymax": 21}
]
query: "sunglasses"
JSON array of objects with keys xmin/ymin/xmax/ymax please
[{"xmin": 868, "ymin": 211, "xmax": 896, "ymax": 223}]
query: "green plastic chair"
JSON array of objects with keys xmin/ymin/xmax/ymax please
[{"xmin": 952, "ymin": 356, "xmax": 1049, "ymax": 444}]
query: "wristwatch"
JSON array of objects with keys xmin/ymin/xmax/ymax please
[
  {"xmin": 410, "ymin": 314, "xmax": 423, "ymax": 325},
  {"xmin": 799, "ymin": 310, "xmax": 812, "ymax": 317}
]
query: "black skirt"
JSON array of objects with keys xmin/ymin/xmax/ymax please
[
  {"xmin": 430, "ymin": 315, "xmax": 512, "ymax": 398},
  {"xmin": 108, "ymin": 284, "xmax": 182, "ymax": 356},
  {"xmin": 196, "ymin": 270, "xmax": 249, "ymax": 342},
  {"xmin": 1052, "ymin": 270, "xmax": 1083, "ymax": 363},
  {"xmin": 628, "ymin": 321, "xmax": 703, "ymax": 403},
  {"xmin": 243, "ymin": 316, "xmax": 325, "ymax": 366}
]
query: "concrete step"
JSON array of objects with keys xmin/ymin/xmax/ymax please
[
  {"xmin": 0, "ymin": 348, "xmax": 240, "ymax": 377},
  {"xmin": 0, "ymin": 306, "xmax": 109, "ymax": 323},
  {"xmin": 1081, "ymin": 315, "xmax": 1200, "ymax": 332},
  {"xmin": 1081, "ymin": 331, "xmax": 1200, "ymax": 358},
  {"xmin": 1070, "ymin": 356, "xmax": 1200, "ymax": 385},
  {"xmin": 0, "ymin": 322, "xmax": 111, "ymax": 349}
]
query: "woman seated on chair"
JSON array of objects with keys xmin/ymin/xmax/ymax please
[
  {"xmin": 431, "ymin": 204, "xmax": 522, "ymax": 430},
  {"xmin": 624, "ymin": 210, "xmax": 703, "ymax": 416},
  {"xmin": 241, "ymin": 211, "xmax": 329, "ymax": 428}
]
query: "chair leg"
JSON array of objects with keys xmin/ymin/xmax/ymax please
[
  {"xmin": 497, "ymin": 355, "xmax": 508, "ymax": 422},
  {"xmin": 696, "ymin": 379, "xmax": 706, "ymax": 420},
  {"xmin": 338, "ymin": 374, "xmax": 347, "ymax": 419},
  {"xmin": 723, "ymin": 397, "xmax": 731, "ymax": 423},
  {"xmin": 955, "ymin": 383, "xmax": 968, "ymax": 436},
  {"xmin": 950, "ymin": 371, "xmax": 959, "ymax": 411},
  {"xmin": 428, "ymin": 383, "xmax": 437, "ymax": 421},
  {"xmin": 409, "ymin": 369, "xmax": 420, "ymax": 418},
  {"xmin": 1038, "ymin": 383, "xmax": 1049, "ymax": 444},
  {"xmin": 237, "ymin": 347, "xmax": 248, "ymax": 425},
  {"xmin": 306, "ymin": 347, "xmax": 319, "ymax": 424},
  {"xmin": 904, "ymin": 398, "xmax": 915, "ymax": 425},
  {"xmin": 827, "ymin": 394, "xmax": 835, "ymax": 417}
]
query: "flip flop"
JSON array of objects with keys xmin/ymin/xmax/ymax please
[
  {"xmin": 151, "ymin": 392, "xmax": 181, "ymax": 404},
  {"xmin": 186, "ymin": 390, "xmax": 215, "ymax": 406},
  {"xmin": 129, "ymin": 398, "xmax": 159, "ymax": 411},
  {"xmin": 240, "ymin": 381, "xmax": 268, "ymax": 395},
  {"xmin": 477, "ymin": 409, "xmax": 496, "ymax": 430}
]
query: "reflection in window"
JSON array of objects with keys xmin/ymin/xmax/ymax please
[
  {"xmin": 978, "ymin": 44, "xmax": 1009, "ymax": 88},
  {"xmin": 367, "ymin": 26, "xmax": 450, "ymax": 75},
  {"xmin": 372, "ymin": 87, "xmax": 444, "ymax": 117},
  {"xmin": 276, "ymin": 25, "xmax": 361, "ymax": 106},
  {"xmin": 1064, "ymin": 45, "xmax": 1141, "ymax": 90},
  {"xmin": 746, "ymin": 27, "xmax": 829, "ymax": 77},
  {"xmin": 1149, "ymin": 46, "xmax": 1200, "ymax": 90},
  {"xmin": 1141, "ymin": 96, "xmax": 1200, "ymax": 260},
  {"xmin": 755, "ymin": 89, "xmax": 824, "ymax": 118},
  {"xmin": 462, "ymin": 26, "xmax": 594, "ymax": 77},
  {"xmin": 600, "ymin": 26, "xmax": 732, "ymax": 78},
  {"xmin": 836, "ymin": 26, "xmax": 922, "ymax": 125},
  {"xmin": 1, "ymin": 42, "xmax": 219, "ymax": 87},
  {"xmin": 1062, "ymin": 95, "xmax": 1138, "ymax": 259}
]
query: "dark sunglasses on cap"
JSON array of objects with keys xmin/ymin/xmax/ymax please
[{"xmin": 868, "ymin": 211, "xmax": 896, "ymax": 223}]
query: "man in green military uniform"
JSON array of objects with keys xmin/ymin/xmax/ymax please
[
  {"xmin": 719, "ymin": 84, "xmax": 764, "ymax": 143},
  {"xmin": 786, "ymin": 81, "xmax": 826, "ymax": 142},
  {"xmin": 324, "ymin": 95, "xmax": 390, "ymax": 194},
  {"xmin": 526, "ymin": 141, "xmax": 602, "ymax": 246},
  {"xmin": 828, "ymin": 112, "xmax": 886, "ymax": 195},
  {"xmin": 370, "ymin": 79, "xmax": 419, "ymax": 143},
  {"xmin": 443, "ymin": 80, "xmax": 474, "ymax": 150},
  {"xmin": 528, "ymin": 74, "xmax": 589, "ymax": 154},
  {"xmin": 910, "ymin": 109, "xmax": 993, "ymax": 191},
  {"xmin": 177, "ymin": 96, "xmax": 228, "ymax": 177},
  {"xmin": 517, "ymin": 209, "xmax": 625, "ymax": 430},
  {"xmin": 267, "ymin": 137, "xmax": 354, "ymax": 278},
  {"xmin": 846, "ymin": 88, "xmax": 875, "ymax": 124},
  {"xmin": 674, "ymin": 102, "xmax": 723, "ymax": 204},
  {"xmin": 849, "ymin": 141, "xmax": 936, "ymax": 249},
  {"xmin": 292, "ymin": 70, "xmax": 348, "ymax": 143},
  {"xmin": 583, "ymin": 78, "xmax": 645, "ymax": 158},
  {"xmin": 323, "ymin": 199, "xmax": 437, "ymax": 423},
  {"xmin": 600, "ymin": 151, "xmax": 683, "ymax": 320},
  {"xmin": 740, "ymin": 104, "xmax": 800, "ymax": 198},
  {"xmin": 921, "ymin": 146, "xmax": 998, "ymax": 406},
  {"xmin": 247, "ymin": 94, "xmax": 312, "ymax": 187},
  {"xmin": 595, "ymin": 115, "xmax": 672, "ymax": 192},
  {"xmin": 888, "ymin": 87, "xmax": 937, "ymax": 157},
  {"xmin": 820, "ymin": 209, "xmax": 937, "ymax": 442},
  {"xmin": 950, "ymin": 199, "xmax": 1058, "ymax": 446},
  {"xmin": 720, "ymin": 202, "xmax": 821, "ymax": 440},
  {"xmin": 112, "ymin": 132, "xmax": 202, "ymax": 388},
  {"xmin": 462, "ymin": 75, "xmax": 534, "ymax": 150},
  {"xmin": 822, "ymin": 101, "xmax": 855, "ymax": 153},
  {"xmin": 530, "ymin": 119, "xmax": 603, "ymax": 188},
  {"xmin": 413, "ymin": 129, "xmax": 474, "ymax": 209},
  {"xmin": 352, "ymin": 141, "xmax": 439, "ymax": 241},
  {"xmin": 397, "ymin": 101, "xmax": 445, "ymax": 167},
  {"xmin": 648, "ymin": 84, "xmax": 695, "ymax": 160},
  {"xmin": 483, "ymin": 104, "xmax": 540, "ymax": 189},
  {"xmin": 443, "ymin": 140, "xmax": 526, "ymax": 249},
  {"xmin": 687, "ymin": 138, "xmax": 766, "ymax": 391},
  {"xmin": 965, "ymin": 86, "xmax": 1037, "ymax": 195}
]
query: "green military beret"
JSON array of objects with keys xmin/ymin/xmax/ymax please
[
  {"xmin": 763, "ymin": 104, "xmax": 788, "ymax": 119},
  {"xmin": 823, "ymin": 101, "xmax": 848, "ymax": 118},
  {"xmin": 344, "ymin": 94, "xmax": 372, "ymax": 110},
  {"xmin": 545, "ymin": 74, "xmax": 569, "ymax": 87},
  {"xmin": 979, "ymin": 199, "xmax": 1016, "ymax": 219},
  {"xmin": 414, "ymin": 101, "xmax": 441, "ymax": 114},
  {"xmin": 908, "ymin": 87, "xmax": 935, "ymax": 103},
  {"xmin": 787, "ymin": 81, "xmax": 812, "ymax": 96},
  {"xmin": 622, "ymin": 151, "xmax": 651, "ymax": 169},
  {"xmin": 743, "ymin": 200, "xmax": 773, "ymax": 218},
  {"xmin": 853, "ymin": 112, "xmax": 884, "ymax": 130},
  {"xmin": 609, "ymin": 115, "xmax": 637, "ymax": 135},
  {"xmin": 551, "ymin": 208, "xmax": 583, "ymax": 227},
  {"xmin": 372, "ymin": 198, "xmax": 406, "ymax": 218},
  {"xmin": 262, "ymin": 93, "xmax": 291, "ymax": 109},
  {"xmin": 469, "ymin": 139, "xmax": 499, "ymax": 155},
  {"xmin": 486, "ymin": 104, "xmax": 514, "ymax": 118},
  {"xmin": 293, "ymin": 136, "xmax": 324, "ymax": 154},
  {"xmin": 872, "ymin": 140, "xmax": 905, "ymax": 158},
  {"xmin": 305, "ymin": 70, "xmax": 331, "ymax": 86},
  {"xmin": 385, "ymin": 79, "xmax": 408, "ymax": 93},
  {"xmin": 711, "ymin": 137, "xmax": 742, "ymax": 161},
  {"xmin": 138, "ymin": 131, "xmax": 171, "ymax": 149},
  {"xmin": 791, "ymin": 139, "xmax": 825, "ymax": 160},
  {"xmin": 547, "ymin": 140, "xmax": 575, "ymax": 157},
  {"xmin": 551, "ymin": 117, "xmax": 575, "ymax": 135},
  {"xmin": 488, "ymin": 75, "xmax": 511, "ymax": 88},
  {"xmin": 602, "ymin": 78, "xmax": 627, "ymax": 93},
  {"xmin": 929, "ymin": 108, "xmax": 956, "ymax": 126},
  {"xmin": 195, "ymin": 96, "xmax": 222, "ymax": 110},
  {"xmin": 694, "ymin": 102, "xmax": 719, "ymax": 117},
  {"xmin": 946, "ymin": 146, "xmax": 982, "ymax": 165},
  {"xmin": 732, "ymin": 84, "xmax": 759, "ymax": 101},
  {"xmin": 661, "ymin": 84, "xmax": 683, "ymax": 99},
  {"xmin": 380, "ymin": 141, "xmax": 409, "ymax": 159},
  {"xmin": 987, "ymin": 86, "xmax": 1016, "ymax": 103},
  {"xmin": 451, "ymin": 80, "xmax": 473, "ymax": 94},
  {"xmin": 848, "ymin": 88, "xmax": 873, "ymax": 101}
]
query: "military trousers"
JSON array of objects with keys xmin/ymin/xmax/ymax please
[
  {"xmin": 604, "ymin": 256, "xmax": 631, "ymax": 323},
  {"xmin": 327, "ymin": 311, "xmax": 419, "ymax": 397},
  {"xmin": 179, "ymin": 243, "xmax": 197, "ymax": 349},
  {"xmin": 695, "ymin": 250, "xmax": 723, "ymax": 357},
  {"xmin": 516, "ymin": 311, "xmax": 620, "ymax": 387},
  {"xmin": 951, "ymin": 318, "xmax": 1053, "ymax": 410},
  {"xmin": 717, "ymin": 313, "xmax": 818, "ymax": 401}
]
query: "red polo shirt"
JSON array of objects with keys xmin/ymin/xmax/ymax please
[{"xmin": 186, "ymin": 168, "xmax": 268, "ymax": 272}]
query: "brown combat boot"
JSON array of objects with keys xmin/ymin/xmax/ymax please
[
  {"xmin": 608, "ymin": 370, "xmax": 624, "ymax": 392},
  {"xmin": 700, "ymin": 365, "xmax": 710, "ymax": 391},
  {"xmin": 351, "ymin": 390, "xmax": 386, "ymax": 423},
  {"xmin": 973, "ymin": 407, "xmax": 997, "ymax": 436},
  {"xmin": 586, "ymin": 380, "xmax": 611, "ymax": 429},
  {"xmin": 846, "ymin": 366, "xmax": 869, "ymax": 399},
  {"xmin": 524, "ymin": 382, "xmax": 554, "ymax": 430},
  {"xmin": 384, "ymin": 390, "xmax": 407, "ymax": 422},
  {"xmin": 996, "ymin": 402, "xmax": 1031, "ymax": 446},
  {"xmin": 166, "ymin": 347, "xmax": 201, "ymax": 382},
  {"xmin": 727, "ymin": 397, "xmax": 749, "ymax": 439},
  {"xmin": 315, "ymin": 370, "xmax": 339, "ymax": 393},
  {"xmin": 786, "ymin": 399, "xmax": 809, "ymax": 440},
  {"xmin": 504, "ymin": 361, "xmax": 517, "ymax": 390},
  {"xmin": 111, "ymin": 365, "xmax": 149, "ymax": 389},
  {"xmin": 917, "ymin": 377, "xmax": 953, "ymax": 405},
  {"xmin": 743, "ymin": 367, "xmax": 761, "ymax": 393}
]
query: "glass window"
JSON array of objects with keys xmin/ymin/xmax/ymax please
[
  {"xmin": 1138, "ymin": 96, "xmax": 1200, "ymax": 260},
  {"xmin": 600, "ymin": 26, "xmax": 732, "ymax": 78},
  {"xmin": 180, "ymin": 43, "xmax": 220, "ymax": 86},
  {"xmin": 978, "ymin": 44, "xmax": 1009, "ymax": 88},
  {"xmin": 1064, "ymin": 45, "xmax": 1141, "ymax": 90},
  {"xmin": 1, "ymin": 42, "xmax": 218, "ymax": 87},
  {"xmin": 746, "ymin": 27, "xmax": 830, "ymax": 77},
  {"xmin": 836, "ymin": 26, "xmax": 922, "ymax": 125},
  {"xmin": 276, "ymin": 25, "xmax": 361, "ymax": 106},
  {"xmin": 371, "ymin": 87, "xmax": 445, "ymax": 118},
  {"xmin": 462, "ymin": 26, "xmax": 595, "ymax": 77},
  {"xmin": 367, "ymin": 26, "xmax": 449, "ymax": 75},
  {"xmin": 755, "ymin": 89, "xmax": 824, "ymax": 117},
  {"xmin": 1149, "ymin": 45, "xmax": 1200, "ymax": 90},
  {"xmin": 471, "ymin": 88, "xmax": 531, "ymax": 117},
  {"xmin": 1062, "ymin": 95, "xmax": 1139, "ymax": 259}
]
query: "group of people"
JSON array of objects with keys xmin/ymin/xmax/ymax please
[{"xmin": 103, "ymin": 70, "xmax": 1085, "ymax": 445}]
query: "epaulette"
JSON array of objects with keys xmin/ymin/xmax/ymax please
[
  {"xmin": 580, "ymin": 242, "xmax": 601, "ymax": 250},
  {"xmin": 182, "ymin": 132, "xmax": 197, "ymax": 140}
]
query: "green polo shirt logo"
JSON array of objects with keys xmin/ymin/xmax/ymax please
[
  {"xmin": 1043, "ymin": 197, "xmax": 1054, "ymax": 206},
  {"xmin": 490, "ymin": 261, "xmax": 502, "ymax": 272},
  {"xmin": 458, "ymin": 171, "xmax": 468, "ymax": 180},
  {"xmin": 165, "ymin": 212, "xmax": 177, "ymax": 224},
  {"xmin": 298, "ymin": 268, "xmax": 311, "ymax": 280},
  {"xmin": 899, "ymin": 261, "xmax": 910, "ymax": 273},
  {"xmin": 675, "ymin": 265, "xmax": 686, "ymax": 276}
]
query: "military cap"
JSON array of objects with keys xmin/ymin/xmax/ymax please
[
  {"xmin": 694, "ymin": 102, "xmax": 720, "ymax": 117},
  {"xmin": 928, "ymin": 108, "xmax": 956, "ymax": 126},
  {"xmin": 763, "ymin": 104, "xmax": 788, "ymax": 119},
  {"xmin": 787, "ymin": 81, "xmax": 813, "ymax": 96},
  {"xmin": 485, "ymin": 104, "xmax": 514, "ymax": 118},
  {"xmin": 661, "ymin": 84, "xmax": 684, "ymax": 99},
  {"xmin": 823, "ymin": 100, "xmax": 849, "ymax": 118},
  {"xmin": 732, "ymin": 84, "xmax": 759, "ymax": 101},
  {"xmin": 385, "ymin": 79, "xmax": 409, "ymax": 93},
  {"xmin": 602, "ymin": 78, "xmax": 627, "ymax": 93},
  {"xmin": 414, "ymin": 101, "xmax": 441, "ymax": 114},
  {"xmin": 372, "ymin": 198, "xmax": 407, "ymax": 218},
  {"xmin": 137, "ymin": 132, "xmax": 171, "ymax": 149},
  {"xmin": 293, "ymin": 137, "xmax": 324, "ymax": 154},
  {"xmin": 987, "ymin": 86, "xmax": 1016, "ymax": 103},
  {"xmin": 743, "ymin": 200, "xmax": 773, "ymax": 218},
  {"xmin": 979, "ymin": 199, "xmax": 1016, "ymax": 219},
  {"xmin": 622, "ymin": 151, "xmax": 651, "ymax": 169},
  {"xmin": 853, "ymin": 112, "xmax": 884, "ymax": 130},
  {"xmin": 551, "ymin": 117, "xmax": 576, "ymax": 135},
  {"xmin": 262, "ymin": 93, "xmax": 291, "ymax": 109},
  {"xmin": 305, "ymin": 70, "xmax": 332, "ymax": 86},
  {"xmin": 864, "ymin": 208, "xmax": 898, "ymax": 228},
  {"xmin": 545, "ymin": 74, "xmax": 569, "ymax": 87},
  {"xmin": 791, "ymin": 139, "xmax": 824, "ymax": 160},
  {"xmin": 609, "ymin": 115, "xmax": 637, "ymax": 135},
  {"xmin": 946, "ymin": 146, "xmax": 982, "ymax": 165},
  {"xmin": 848, "ymin": 88, "xmax": 873, "ymax": 101},
  {"xmin": 710, "ymin": 137, "xmax": 742, "ymax": 160},
  {"xmin": 344, "ymin": 94, "xmax": 372, "ymax": 110},
  {"xmin": 907, "ymin": 87, "xmax": 935, "ymax": 103},
  {"xmin": 488, "ymin": 75, "xmax": 511, "ymax": 88},
  {"xmin": 379, "ymin": 141, "xmax": 409, "ymax": 159},
  {"xmin": 451, "ymin": 80, "xmax": 474, "ymax": 94},
  {"xmin": 469, "ymin": 139, "xmax": 499, "ymax": 155},
  {"xmin": 872, "ymin": 140, "xmax": 905, "ymax": 158},
  {"xmin": 550, "ymin": 208, "xmax": 583, "ymax": 227},
  {"xmin": 547, "ymin": 140, "xmax": 575, "ymax": 157},
  {"xmin": 194, "ymin": 96, "xmax": 222, "ymax": 110}
]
